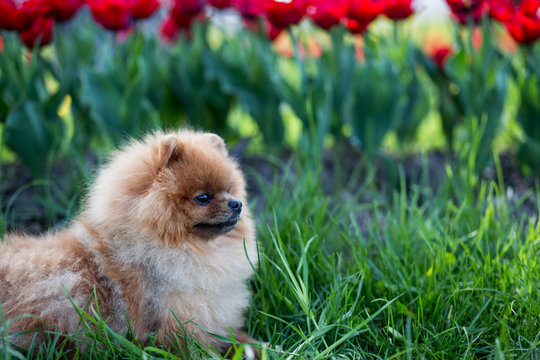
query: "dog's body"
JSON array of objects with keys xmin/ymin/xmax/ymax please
[{"xmin": 0, "ymin": 130, "xmax": 257, "ymax": 353}]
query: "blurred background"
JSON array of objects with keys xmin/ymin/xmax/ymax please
[{"xmin": 0, "ymin": 0, "xmax": 539, "ymax": 230}]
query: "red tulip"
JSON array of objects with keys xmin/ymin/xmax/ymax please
[
  {"xmin": 130, "ymin": 0, "xmax": 160, "ymax": 19},
  {"xmin": 445, "ymin": 0, "xmax": 489, "ymax": 25},
  {"xmin": 383, "ymin": 0, "xmax": 414, "ymax": 21},
  {"xmin": 266, "ymin": 19, "xmax": 283, "ymax": 39},
  {"xmin": 233, "ymin": 0, "xmax": 265, "ymax": 19},
  {"xmin": 19, "ymin": 16, "xmax": 54, "ymax": 48},
  {"xmin": 209, "ymin": 0, "xmax": 232, "ymax": 9},
  {"xmin": 160, "ymin": 15, "xmax": 180, "ymax": 42},
  {"xmin": 307, "ymin": 0, "xmax": 348, "ymax": 30},
  {"xmin": 487, "ymin": 0, "xmax": 514, "ymax": 22},
  {"xmin": 170, "ymin": 0, "xmax": 206, "ymax": 30},
  {"xmin": 520, "ymin": 0, "xmax": 540, "ymax": 18},
  {"xmin": 267, "ymin": 27, "xmax": 282, "ymax": 40},
  {"xmin": 344, "ymin": 18, "xmax": 371, "ymax": 33},
  {"xmin": 88, "ymin": 0, "xmax": 132, "ymax": 30},
  {"xmin": 345, "ymin": 0, "xmax": 384, "ymax": 33},
  {"xmin": 172, "ymin": 12, "xmax": 196, "ymax": 29},
  {"xmin": 264, "ymin": 0, "xmax": 308, "ymax": 29},
  {"xmin": 49, "ymin": 0, "xmax": 84, "ymax": 22},
  {"xmin": 0, "ymin": 0, "xmax": 17, "ymax": 30},
  {"xmin": 347, "ymin": 0, "xmax": 385, "ymax": 25},
  {"xmin": 505, "ymin": 9, "xmax": 540, "ymax": 44},
  {"xmin": 13, "ymin": 0, "xmax": 82, "ymax": 31},
  {"xmin": 14, "ymin": 0, "xmax": 52, "ymax": 31},
  {"xmin": 429, "ymin": 45, "xmax": 454, "ymax": 71},
  {"xmin": 171, "ymin": 0, "xmax": 206, "ymax": 18}
]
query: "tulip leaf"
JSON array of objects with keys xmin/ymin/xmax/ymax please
[
  {"xmin": 79, "ymin": 68, "xmax": 124, "ymax": 144},
  {"xmin": 204, "ymin": 39, "xmax": 284, "ymax": 145},
  {"xmin": 4, "ymin": 102, "xmax": 56, "ymax": 177},
  {"xmin": 349, "ymin": 56, "xmax": 403, "ymax": 154}
]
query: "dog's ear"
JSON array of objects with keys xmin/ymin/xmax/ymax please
[
  {"xmin": 156, "ymin": 136, "xmax": 182, "ymax": 171},
  {"xmin": 204, "ymin": 133, "xmax": 227, "ymax": 155}
]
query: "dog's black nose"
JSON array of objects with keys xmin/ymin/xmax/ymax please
[{"xmin": 228, "ymin": 200, "xmax": 242, "ymax": 212}]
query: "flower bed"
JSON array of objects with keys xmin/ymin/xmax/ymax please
[{"xmin": 0, "ymin": 0, "xmax": 539, "ymax": 177}]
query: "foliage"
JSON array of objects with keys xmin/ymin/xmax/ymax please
[
  {"xmin": 515, "ymin": 44, "xmax": 540, "ymax": 175},
  {"xmin": 425, "ymin": 19, "xmax": 511, "ymax": 171},
  {"xmin": 0, "ymin": 0, "xmax": 539, "ymax": 177}
]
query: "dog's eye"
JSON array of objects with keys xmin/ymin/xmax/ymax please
[{"xmin": 194, "ymin": 193, "xmax": 212, "ymax": 205}]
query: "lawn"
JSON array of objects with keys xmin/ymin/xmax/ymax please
[{"xmin": 1, "ymin": 151, "xmax": 539, "ymax": 359}]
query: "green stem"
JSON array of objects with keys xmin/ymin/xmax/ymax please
[{"xmin": 288, "ymin": 28, "xmax": 320, "ymax": 157}]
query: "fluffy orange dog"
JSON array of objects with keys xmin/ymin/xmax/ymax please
[{"xmin": 0, "ymin": 130, "xmax": 258, "ymax": 355}]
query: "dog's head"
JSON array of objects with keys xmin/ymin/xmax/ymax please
[{"xmin": 86, "ymin": 130, "xmax": 247, "ymax": 245}]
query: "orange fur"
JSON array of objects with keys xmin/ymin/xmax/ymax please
[{"xmin": 0, "ymin": 130, "xmax": 259, "ymax": 355}]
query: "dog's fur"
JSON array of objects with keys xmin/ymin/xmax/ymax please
[{"xmin": 0, "ymin": 130, "xmax": 258, "ymax": 354}]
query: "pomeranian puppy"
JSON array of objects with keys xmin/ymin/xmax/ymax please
[{"xmin": 0, "ymin": 130, "xmax": 259, "ymax": 355}]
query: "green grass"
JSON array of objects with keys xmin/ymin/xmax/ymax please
[{"xmin": 1, "ymin": 155, "xmax": 539, "ymax": 359}]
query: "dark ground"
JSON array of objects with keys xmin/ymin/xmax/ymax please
[{"xmin": 1, "ymin": 147, "xmax": 538, "ymax": 235}]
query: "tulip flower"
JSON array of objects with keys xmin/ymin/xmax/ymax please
[
  {"xmin": 307, "ymin": 0, "xmax": 348, "ymax": 30},
  {"xmin": 160, "ymin": 15, "xmax": 181, "ymax": 42},
  {"xmin": 487, "ymin": 0, "xmax": 514, "ymax": 22},
  {"xmin": 520, "ymin": 0, "xmax": 540, "ymax": 18},
  {"xmin": 209, "ymin": 0, "xmax": 232, "ymax": 9},
  {"xmin": 505, "ymin": 8, "xmax": 540, "ymax": 44},
  {"xmin": 383, "ymin": 0, "xmax": 414, "ymax": 21},
  {"xmin": 0, "ymin": 0, "xmax": 17, "ymax": 30},
  {"xmin": 171, "ymin": 0, "xmax": 206, "ymax": 18},
  {"xmin": 87, "ymin": 0, "xmax": 132, "ymax": 30},
  {"xmin": 347, "ymin": 0, "xmax": 384, "ymax": 25},
  {"xmin": 19, "ymin": 16, "xmax": 54, "ymax": 48},
  {"xmin": 49, "ymin": 0, "xmax": 85, "ymax": 22},
  {"xmin": 429, "ymin": 45, "xmax": 454, "ymax": 71},
  {"xmin": 264, "ymin": 0, "xmax": 308, "ymax": 29},
  {"xmin": 445, "ymin": 0, "xmax": 489, "ymax": 25},
  {"xmin": 232, "ymin": 0, "xmax": 265, "ymax": 19},
  {"xmin": 266, "ymin": 20, "xmax": 283, "ymax": 40},
  {"xmin": 130, "ymin": 0, "xmax": 160, "ymax": 20},
  {"xmin": 170, "ymin": 0, "xmax": 206, "ymax": 30},
  {"xmin": 344, "ymin": 18, "xmax": 371, "ymax": 34},
  {"xmin": 345, "ymin": 0, "xmax": 384, "ymax": 33},
  {"xmin": 11, "ymin": 0, "xmax": 82, "ymax": 31},
  {"xmin": 13, "ymin": 0, "xmax": 52, "ymax": 31}
]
